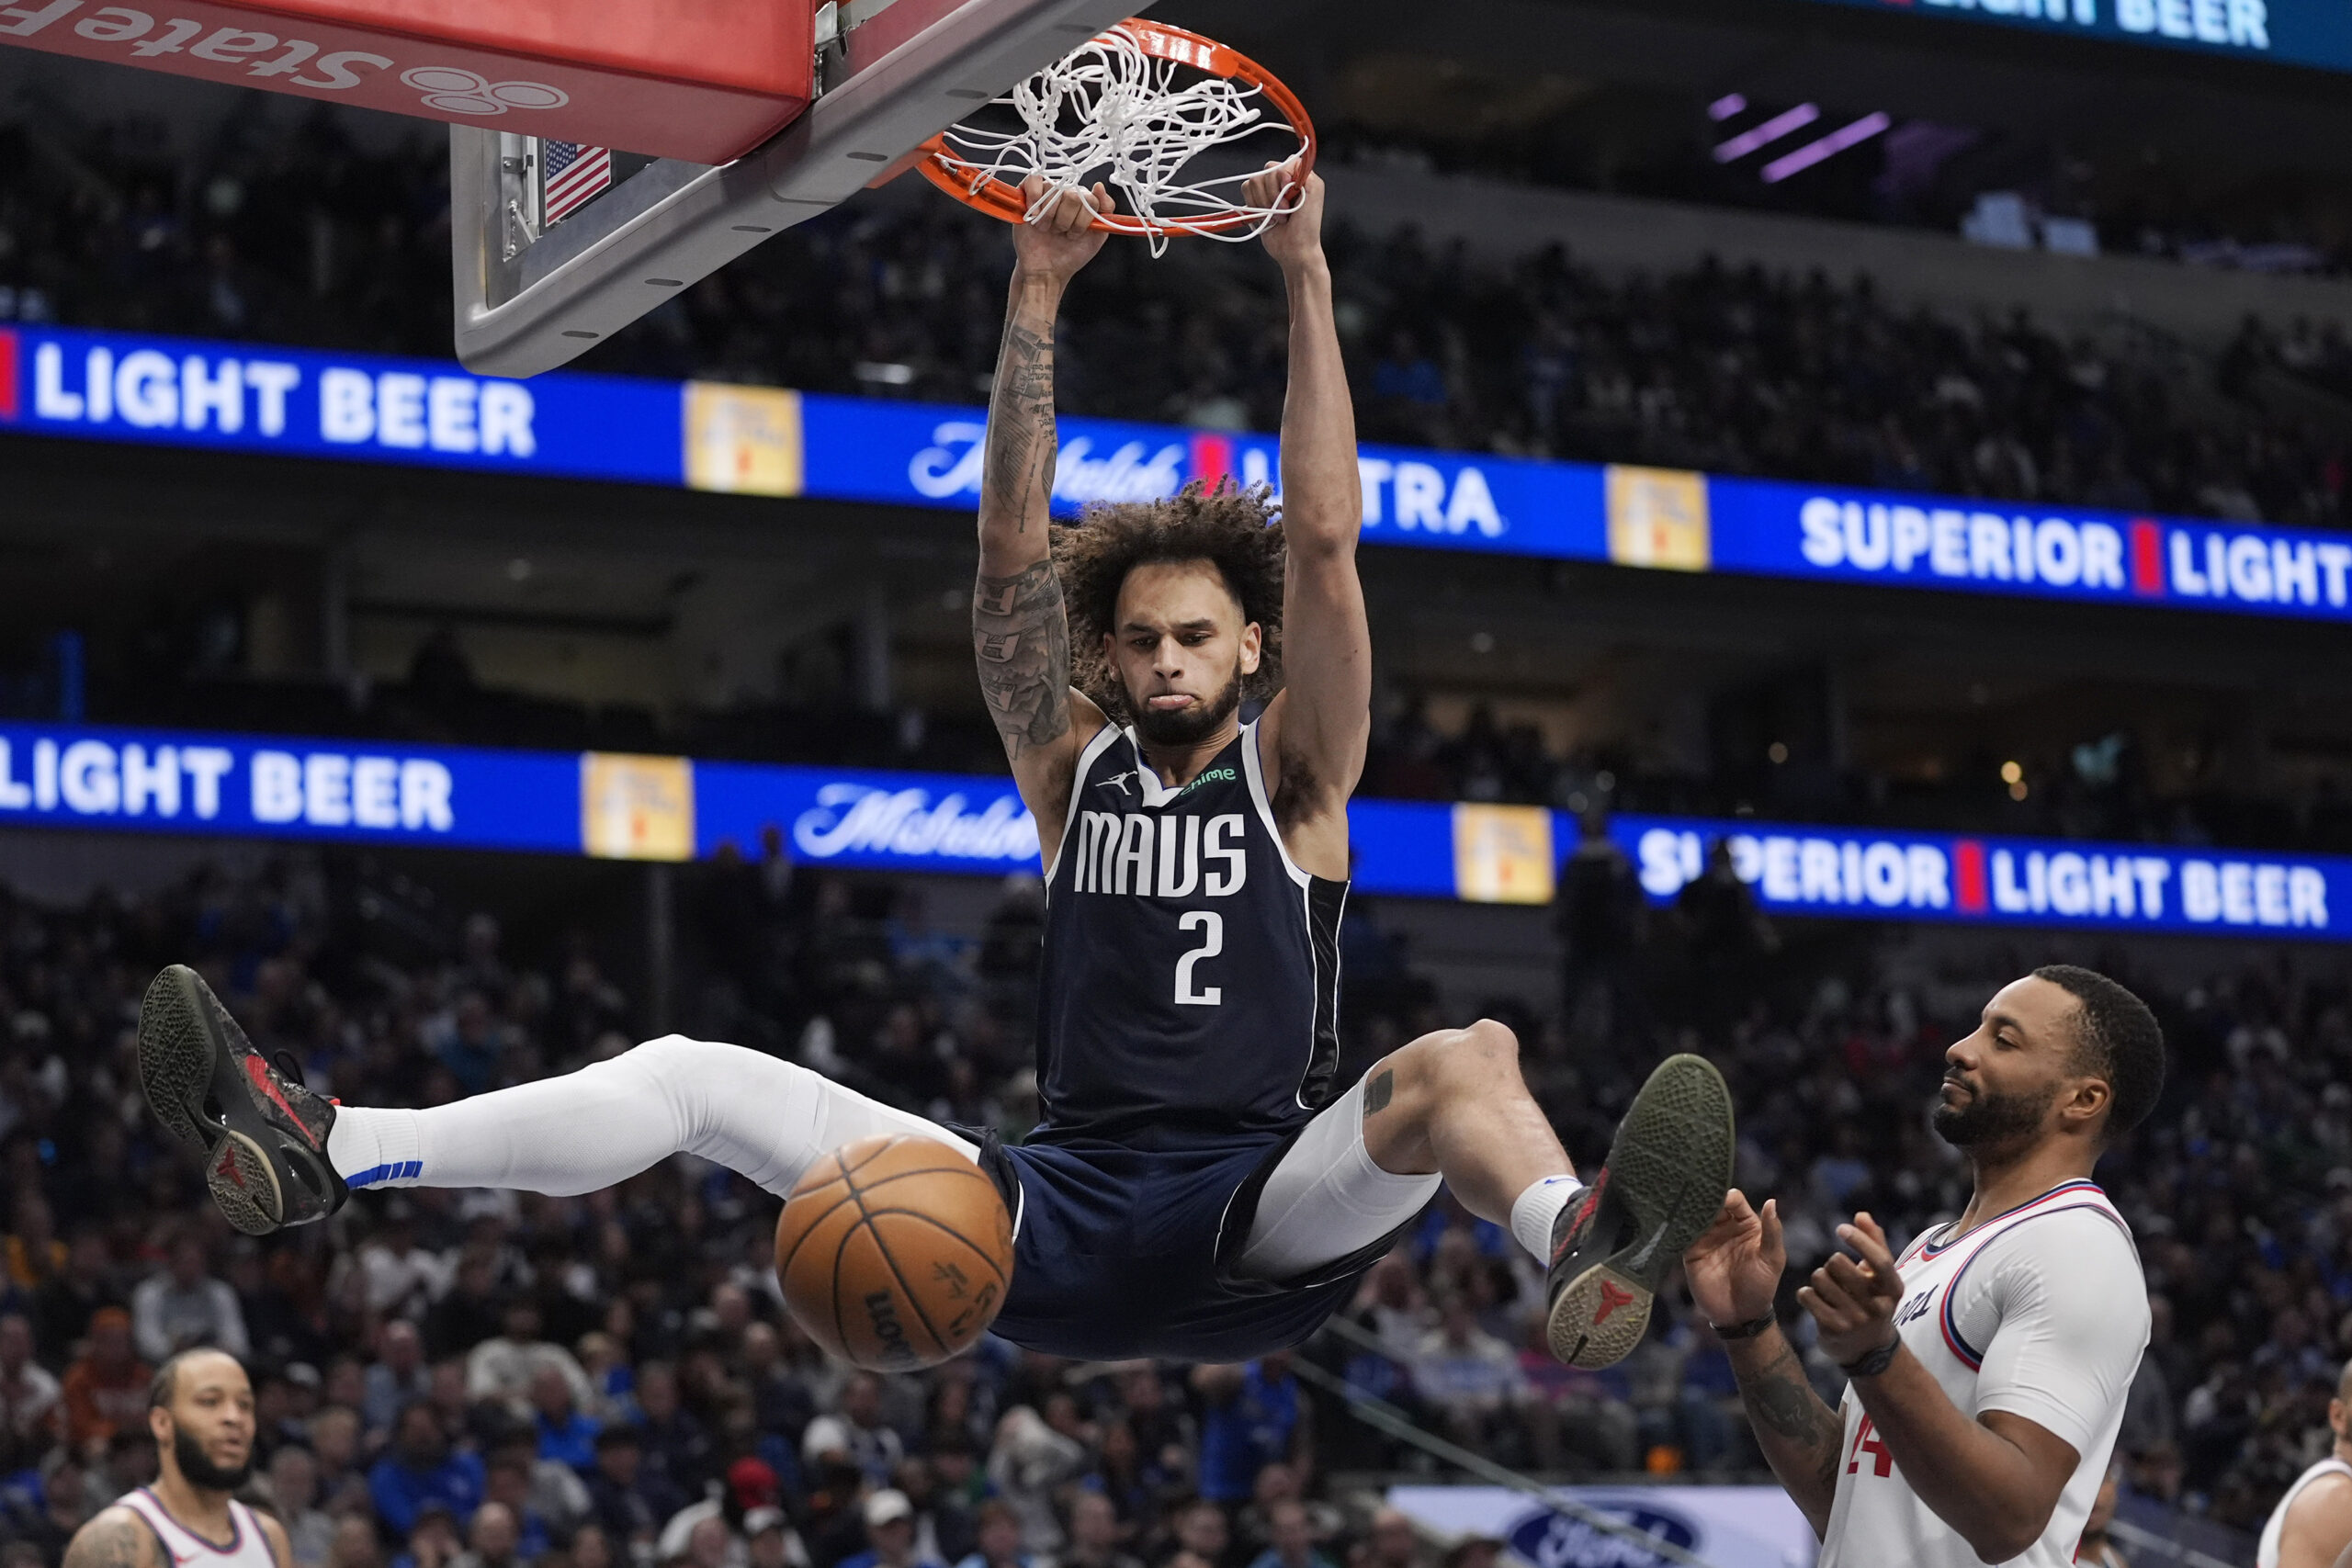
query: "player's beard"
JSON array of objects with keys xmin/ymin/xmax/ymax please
[
  {"xmin": 1129, "ymin": 660, "xmax": 1244, "ymax": 747},
  {"xmin": 1930, "ymin": 1072, "xmax": 2056, "ymax": 1150},
  {"xmin": 173, "ymin": 1426, "xmax": 253, "ymax": 1492}
]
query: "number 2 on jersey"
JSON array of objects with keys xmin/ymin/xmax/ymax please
[{"xmin": 1174, "ymin": 910, "xmax": 1223, "ymax": 1006}]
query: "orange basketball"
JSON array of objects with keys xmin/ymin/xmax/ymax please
[{"xmin": 774, "ymin": 1134, "xmax": 1014, "ymax": 1371}]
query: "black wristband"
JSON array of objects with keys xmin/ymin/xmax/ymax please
[
  {"xmin": 1710, "ymin": 1312, "xmax": 1777, "ymax": 1341},
  {"xmin": 1839, "ymin": 1337, "xmax": 1901, "ymax": 1378}
]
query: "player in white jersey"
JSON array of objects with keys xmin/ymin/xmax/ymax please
[
  {"xmin": 1685, "ymin": 964, "xmax": 2166, "ymax": 1568},
  {"xmin": 2258, "ymin": 1359, "xmax": 2352, "ymax": 1568},
  {"xmin": 62, "ymin": 1347, "xmax": 291, "ymax": 1568}
]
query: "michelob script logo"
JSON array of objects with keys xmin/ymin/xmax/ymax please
[
  {"xmin": 909, "ymin": 422, "xmax": 1185, "ymax": 506},
  {"xmin": 791, "ymin": 782, "xmax": 1039, "ymax": 864}
]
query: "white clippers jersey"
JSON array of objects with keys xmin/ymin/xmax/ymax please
[
  {"xmin": 1816, "ymin": 1179, "xmax": 2147, "ymax": 1568},
  {"xmin": 2257, "ymin": 1455, "xmax": 2352, "ymax": 1568},
  {"xmin": 118, "ymin": 1487, "xmax": 278, "ymax": 1568}
]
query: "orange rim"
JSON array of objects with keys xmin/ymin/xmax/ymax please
[{"xmin": 914, "ymin": 18, "xmax": 1317, "ymax": 237}]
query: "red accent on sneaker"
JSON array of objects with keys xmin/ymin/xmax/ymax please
[
  {"xmin": 244, "ymin": 1055, "xmax": 319, "ymax": 1148},
  {"xmin": 1594, "ymin": 1280, "xmax": 1636, "ymax": 1325},
  {"xmin": 215, "ymin": 1146, "xmax": 244, "ymax": 1189},
  {"xmin": 1551, "ymin": 1169, "xmax": 1609, "ymax": 1266}
]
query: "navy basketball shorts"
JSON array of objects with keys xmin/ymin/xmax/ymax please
[{"xmin": 967, "ymin": 1127, "xmax": 1407, "ymax": 1362}]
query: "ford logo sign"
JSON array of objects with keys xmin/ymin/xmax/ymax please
[{"xmin": 1506, "ymin": 1504, "xmax": 1700, "ymax": 1568}]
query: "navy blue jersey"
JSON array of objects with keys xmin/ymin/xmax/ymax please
[{"xmin": 1033, "ymin": 719, "xmax": 1348, "ymax": 1144}]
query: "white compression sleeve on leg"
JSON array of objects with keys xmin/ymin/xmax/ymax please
[
  {"xmin": 1231, "ymin": 1075, "xmax": 1442, "ymax": 1281},
  {"xmin": 324, "ymin": 1036, "xmax": 975, "ymax": 1197}
]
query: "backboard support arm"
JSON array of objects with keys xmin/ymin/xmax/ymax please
[{"xmin": 452, "ymin": 0, "xmax": 1144, "ymax": 378}]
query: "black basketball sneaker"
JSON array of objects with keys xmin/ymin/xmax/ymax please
[
  {"xmin": 1545, "ymin": 1052, "xmax": 1736, "ymax": 1369},
  {"xmin": 138, "ymin": 964, "xmax": 347, "ymax": 1235}
]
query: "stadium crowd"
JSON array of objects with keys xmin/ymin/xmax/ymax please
[
  {"xmin": 0, "ymin": 835, "xmax": 2329, "ymax": 1567},
  {"xmin": 2, "ymin": 110, "xmax": 2349, "ymax": 533}
]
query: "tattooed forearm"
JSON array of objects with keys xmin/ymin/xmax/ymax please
[
  {"xmin": 974, "ymin": 560, "xmax": 1072, "ymax": 757},
  {"xmin": 1734, "ymin": 1334, "xmax": 1845, "ymax": 1527},
  {"xmin": 983, "ymin": 321, "xmax": 1058, "ymax": 527}
]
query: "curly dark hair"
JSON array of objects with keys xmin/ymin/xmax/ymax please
[{"xmin": 1051, "ymin": 481, "xmax": 1285, "ymax": 721}]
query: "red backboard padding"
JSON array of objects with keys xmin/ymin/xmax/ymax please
[{"xmin": 0, "ymin": 0, "xmax": 813, "ymax": 164}]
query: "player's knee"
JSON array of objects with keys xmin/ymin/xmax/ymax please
[
  {"xmin": 1434, "ymin": 1018, "xmax": 1519, "ymax": 1087},
  {"xmin": 1396, "ymin": 1018, "xmax": 1520, "ymax": 1101},
  {"xmin": 1459, "ymin": 1016, "xmax": 1520, "ymax": 1065},
  {"xmin": 623, "ymin": 1033, "xmax": 797, "ymax": 1089}
]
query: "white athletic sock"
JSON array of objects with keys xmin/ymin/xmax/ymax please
[
  {"xmin": 1510, "ymin": 1173, "xmax": 1586, "ymax": 1265},
  {"xmin": 326, "ymin": 1107, "xmax": 425, "ymax": 1190},
  {"xmin": 321, "ymin": 1036, "xmax": 974, "ymax": 1199}
]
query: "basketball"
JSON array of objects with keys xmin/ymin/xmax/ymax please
[{"xmin": 773, "ymin": 1134, "xmax": 1014, "ymax": 1370}]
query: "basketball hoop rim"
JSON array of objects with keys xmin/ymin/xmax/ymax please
[{"xmin": 913, "ymin": 18, "xmax": 1317, "ymax": 238}]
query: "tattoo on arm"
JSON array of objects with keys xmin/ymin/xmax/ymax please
[
  {"xmin": 1747, "ymin": 1337, "xmax": 1846, "ymax": 1499},
  {"xmin": 984, "ymin": 321, "xmax": 1058, "ymax": 526},
  {"xmin": 1363, "ymin": 1069, "xmax": 1395, "ymax": 1115},
  {"xmin": 974, "ymin": 560, "xmax": 1073, "ymax": 758},
  {"xmin": 65, "ymin": 1512, "xmax": 152, "ymax": 1568}
]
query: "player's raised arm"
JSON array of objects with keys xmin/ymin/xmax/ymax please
[
  {"xmin": 1250, "ymin": 160, "xmax": 1370, "ymax": 876},
  {"xmin": 974, "ymin": 176, "xmax": 1112, "ymax": 850},
  {"xmin": 1685, "ymin": 1193, "xmax": 1843, "ymax": 1536}
]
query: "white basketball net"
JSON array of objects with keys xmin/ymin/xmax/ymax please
[{"xmin": 933, "ymin": 24, "xmax": 1306, "ymax": 255}]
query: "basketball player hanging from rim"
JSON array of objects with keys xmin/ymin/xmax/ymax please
[
  {"xmin": 130, "ymin": 157, "xmax": 1735, "ymax": 1370},
  {"xmin": 1683, "ymin": 965, "xmax": 2166, "ymax": 1567}
]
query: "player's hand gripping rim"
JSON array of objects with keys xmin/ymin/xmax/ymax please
[
  {"xmin": 1011, "ymin": 174, "xmax": 1115, "ymax": 284},
  {"xmin": 1800, "ymin": 1211, "xmax": 1904, "ymax": 1372}
]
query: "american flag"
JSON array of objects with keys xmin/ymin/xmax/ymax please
[{"xmin": 542, "ymin": 141, "xmax": 612, "ymax": 224}]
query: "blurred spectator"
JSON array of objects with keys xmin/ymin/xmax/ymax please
[
  {"xmin": 476, "ymin": 1449, "xmax": 552, "ymax": 1562},
  {"xmin": 311, "ymin": 1404, "xmax": 371, "ymax": 1515},
  {"xmin": 328, "ymin": 1516, "xmax": 386, "ymax": 1568},
  {"xmin": 1161, "ymin": 1500, "xmax": 1235, "ymax": 1568},
  {"xmin": 1552, "ymin": 812, "xmax": 1645, "ymax": 1040},
  {"xmin": 953, "ymin": 1500, "xmax": 1040, "ymax": 1568},
  {"xmin": 348, "ymin": 1206, "xmax": 450, "ymax": 1323},
  {"xmin": 0, "ymin": 1315, "xmax": 62, "ymax": 1472},
  {"xmin": 394, "ymin": 1503, "xmax": 464, "ymax": 1568},
  {"xmin": 634, "ymin": 1362, "xmax": 717, "ymax": 1503},
  {"xmin": 1243, "ymin": 1504, "xmax": 1332, "ymax": 1568},
  {"xmin": 268, "ymin": 1444, "xmax": 338, "ymax": 1568},
  {"xmin": 1405, "ymin": 1302, "xmax": 1532, "ymax": 1461},
  {"xmin": 28, "ymin": 1234, "xmax": 116, "ymax": 1367},
  {"xmin": 746, "ymin": 1508, "xmax": 798, "ymax": 1568},
  {"xmin": 368, "ymin": 1321, "xmax": 435, "ymax": 1438},
  {"xmin": 372, "ymin": 1403, "xmax": 488, "ymax": 1537},
  {"xmin": 1193, "ymin": 1360, "xmax": 1306, "ymax": 1506},
  {"xmin": 1353, "ymin": 1511, "xmax": 1426, "ymax": 1568},
  {"xmin": 60, "ymin": 1308, "xmax": 148, "ymax": 1455},
  {"xmin": 467, "ymin": 1304, "xmax": 591, "ymax": 1417},
  {"xmin": 530, "ymin": 1365, "xmax": 600, "ymax": 1473},
  {"xmin": 582, "ymin": 1426, "xmax": 679, "ymax": 1550},
  {"xmin": 989, "ymin": 1407, "xmax": 1089, "ymax": 1552},
  {"xmin": 842, "ymin": 1488, "xmax": 949, "ymax": 1568},
  {"xmin": 1057, "ymin": 1494, "xmax": 1142, "ymax": 1568},
  {"xmin": 450, "ymin": 1503, "xmax": 522, "ymax": 1568},
  {"xmin": 130, "ymin": 1238, "xmax": 250, "ymax": 1362},
  {"xmin": 802, "ymin": 1371, "xmax": 901, "ymax": 1487},
  {"xmin": 4, "ymin": 1199, "xmax": 64, "ymax": 1293}
]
